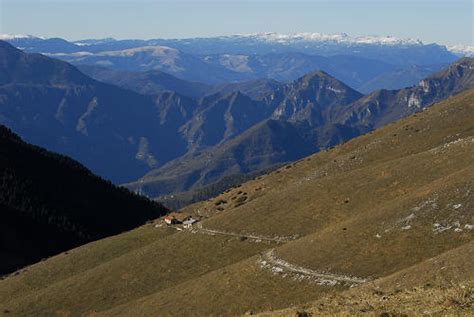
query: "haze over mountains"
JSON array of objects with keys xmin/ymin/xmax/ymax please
[
  {"xmin": 4, "ymin": 33, "xmax": 458, "ymax": 92},
  {"xmin": 1, "ymin": 39, "xmax": 473, "ymax": 206},
  {"xmin": 0, "ymin": 41, "xmax": 175, "ymax": 183},
  {"xmin": 126, "ymin": 58, "xmax": 474, "ymax": 201}
]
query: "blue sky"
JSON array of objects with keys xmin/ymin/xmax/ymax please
[{"xmin": 0, "ymin": 0, "xmax": 472, "ymax": 46}]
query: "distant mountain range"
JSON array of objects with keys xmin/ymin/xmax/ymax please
[
  {"xmin": 0, "ymin": 41, "xmax": 181, "ymax": 183},
  {"xmin": 4, "ymin": 32, "xmax": 460, "ymax": 61},
  {"xmin": 77, "ymin": 65, "xmax": 211, "ymax": 98},
  {"xmin": 358, "ymin": 64, "xmax": 448, "ymax": 93},
  {"xmin": 0, "ymin": 125, "xmax": 168, "ymax": 275},
  {"xmin": 4, "ymin": 33, "xmax": 458, "ymax": 92},
  {"xmin": 125, "ymin": 58, "xmax": 474, "ymax": 201},
  {"xmin": 1, "ymin": 40, "xmax": 473, "ymax": 206}
]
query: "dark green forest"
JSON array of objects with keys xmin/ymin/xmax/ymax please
[{"xmin": 0, "ymin": 125, "xmax": 169, "ymax": 275}]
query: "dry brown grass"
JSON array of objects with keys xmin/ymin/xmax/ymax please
[{"xmin": 259, "ymin": 241, "xmax": 474, "ymax": 316}]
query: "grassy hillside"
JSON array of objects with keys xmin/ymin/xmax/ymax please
[
  {"xmin": 0, "ymin": 89, "xmax": 473, "ymax": 316},
  {"xmin": 0, "ymin": 227, "xmax": 329, "ymax": 316},
  {"xmin": 259, "ymin": 241, "xmax": 474, "ymax": 316},
  {"xmin": 184, "ymin": 90, "xmax": 473, "ymax": 239}
]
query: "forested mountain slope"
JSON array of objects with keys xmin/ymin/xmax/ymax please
[{"xmin": 0, "ymin": 125, "xmax": 168, "ymax": 275}]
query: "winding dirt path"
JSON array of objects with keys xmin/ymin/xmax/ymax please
[
  {"xmin": 260, "ymin": 249, "xmax": 369, "ymax": 285},
  {"xmin": 188, "ymin": 224, "xmax": 369, "ymax": 286},
  {"xmin": 193, "ymin": 224, "xmax": 296, "ymax": 243}
]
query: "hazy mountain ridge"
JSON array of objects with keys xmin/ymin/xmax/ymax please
[
  {"xmin": 129, "ymin": 58, "xmax": 474, "ymax": 201},
  {"xmin": 126, "ymin": 119, "xmax": 315, "ymax": 198},
  {"xmin": 5, "ymin": 34, "xmax": 454, "ymax": 92},
  {"xmin": 1, "ymin": 40, "xmax": 473, "ymax": 203},
  {"xmin": 5, "ymin": 32, "xmax": 457, "ymax": 64},
  {"xmin": 338, "ymin": 57, "xmax": 474, "ymax": 129},
  {"xmin": 124, "ymin": 70, "xmax": 365, "ymax": 198},
  {"xmin": 0, "ymin": 41, "xmax": 206, "ymax": 183},
  {"xmin": 49, "ymin": 48, "xmax": 448, "ymax": 92},
  {"xmin": 358, "ymin": 63, "xmax": 449, "ymax": 93},
  {"xmin": 77, "ymin": 65, "xmax": 211, "ymax": 98}
]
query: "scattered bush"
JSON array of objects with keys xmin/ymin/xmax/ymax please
[{"xmin": 214, "ymin": 199, "xmax": 227, "ymax": 206}]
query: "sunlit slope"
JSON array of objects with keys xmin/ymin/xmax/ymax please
[
  {"xmin": 0, "ymin": 226, "xmax": 174, "ymax": 302},
  {"xmin": 185, "ymin": 89, "xmax": 474, "ymax": 240},
  {"xmin": 0, "ymin": 226, "xmax": 335, "ymax": 316},
  {"xmin": 0, "ymin": 228, "xmax": 277, "ymax": 316},
  {"xmin": 275, "ymin": 167, "xmax": 472, "ymax": 278},
  {"xmin": 259, "ymin": 240, "xmax": 474, "ymax": 316},
  {"xmin": 99, "ymin": 255, "xmax": 338, "ymax": 316},
  {"xmin": 180, "ymin": 88, "xmax": 473, "ymax": 288}
]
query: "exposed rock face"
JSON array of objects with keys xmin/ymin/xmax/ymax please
[
  {"xmin": 270, "ymin": 70, "xmax": 363, "ymax": 126},
  {"xmin": 338, "ymin": 57, "xmax": 474, "ymax": 129}
]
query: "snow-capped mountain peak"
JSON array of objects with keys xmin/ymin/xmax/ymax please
[
  {"xmin": 447, "ymin": 45, "xmax": 474, "ymax": 57},
  {"xmin": 224, "ymin": 32, "xmax": 423, "ymax": 46},
  {"xmin": 0, "ymin": 34, "xmax": 43, "ymax": 40}
]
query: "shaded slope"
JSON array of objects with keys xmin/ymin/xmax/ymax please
[
  {"xmin": 0, "ymin": 41, "xmax": 201, "ymax": 183},
  {"xmin": 0, "ymin": 125, "xmax": 168, "ymax": 274},
  {"xmin": 181, "ymin": 91, "xmax": 270, "ymax": 149},
  {"xmin": 0, "ymin": 203, "xmax": 80, "ymax": 275},
  {"xmin": 0, "ymin": 40, "xmax": 93, "ymax": 85},
  {"xmin": 126, "ymin": 119, "xmax": 314, "ymax": 197},
  {"xmin": 270, "ymin": 70, "xmax": 363, "ymax": 126},
  {"xmin": 206, "ymin": 78, "xmax": 283, "ymax": 100},
  {"xmin": 126, "ymin": 71, "xmax": 361, "ymax": 198}
]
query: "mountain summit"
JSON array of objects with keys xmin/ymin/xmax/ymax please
[
  {"xmin": 271, "ymin": 70, "xmax": 363, "ymax": 126},
  {"xmin": 0, "ymin": 41, "xmax": 172, "ymax": 183},
  {"xmin": 0, "ymin": 41, "xmax": 93, "ymax": 86}
]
